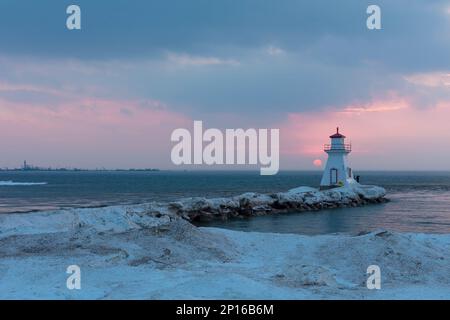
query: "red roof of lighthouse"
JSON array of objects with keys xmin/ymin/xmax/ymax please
[{"xmin": 330, "ymin": 127, "xmax": 346, "ymax": 138}]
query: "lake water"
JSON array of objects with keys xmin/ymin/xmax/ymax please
[{"xmin": 1, "ymin": 171, "xmax": 450, "ymax": 235}]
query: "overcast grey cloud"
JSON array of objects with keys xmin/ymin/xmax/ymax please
[{"xmin": 0, "ymin": 0, "xmax": 449, "ymax": 118}]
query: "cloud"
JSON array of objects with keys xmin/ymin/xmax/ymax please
[
  {"xmin": 266, "ymin": 46, "xmax": 285, "ymax": 56},
  {"xmin": 404, "ymin": 72, "xmax": 450, "ymax": 87},
  {"xmin": 0, "ymin": 0, "xmax": 449, "ymax": 117},
  {"xmin": 340, "ymin": 100, "xmax": 409, "ymax": 114},
  {"xmin": 166, "ymin": 53, "xmax": 239, "ymax": 67},
  {"xmin": 0, "ymin": 0, "xmax": 449, "ymax": 70}
]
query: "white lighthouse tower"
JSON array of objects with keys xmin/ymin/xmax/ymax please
[{"xmin": 320, "ymin": 127, "xmax": 357, "ymax": 189}]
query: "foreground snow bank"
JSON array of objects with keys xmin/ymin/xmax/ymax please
[
  {"xmin": 0, "ymin": 204, "xmax": 449, "ymax": 299},
  {"xmin": 0, "ymin": 203, "xmax": 174, "ymax": 238}
]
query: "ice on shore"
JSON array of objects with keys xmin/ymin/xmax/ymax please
[
  {"xmin": 0, "ymin": 198, "xmax": 449, "ymax": 300},
  {"xmin": 0, "ymin": 180, "xmax": 47, "ymax": 186}
]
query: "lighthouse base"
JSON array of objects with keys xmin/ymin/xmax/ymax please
[{"xmin": 319, "ymin": 185, "xmax": 341, "ymax": 191}]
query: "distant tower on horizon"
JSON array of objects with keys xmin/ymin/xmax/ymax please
[{"xmin": 320, "ymin": 127, "xmax": 357, "ymax": 189}]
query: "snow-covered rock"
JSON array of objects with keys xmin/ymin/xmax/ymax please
[{"xmin": 167, "ymin": 184, "xmax": 387, "ymax": 221}]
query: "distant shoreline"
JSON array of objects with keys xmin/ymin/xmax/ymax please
[
  {"xmin": 0, "ymin": 168, "xmax": 160, "ymax": 172},
  {"xmin": 1, "ymin": 169, "xmax": 450, "ymax": 173}
]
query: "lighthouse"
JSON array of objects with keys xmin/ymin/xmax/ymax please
[{"xmin": 320, "ymin": 127, "xmax": 357, "ymax": 189}]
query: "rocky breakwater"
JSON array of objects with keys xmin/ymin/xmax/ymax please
[{"xmin": 169, "ymin": 184, "xmax": 388, "ymax": 222}]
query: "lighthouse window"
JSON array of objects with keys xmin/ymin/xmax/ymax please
[
  {"xmin": 330, "ymin": 168, "xmax": 338, "ymax": 185},
  {"xmin": 348, "ymin": 168, "xmax": 352, "ymax": 178}
]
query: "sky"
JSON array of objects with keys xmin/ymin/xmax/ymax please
[{"xmin": 0, "ymin": 0, "xmax": 449, "ymax": 170}]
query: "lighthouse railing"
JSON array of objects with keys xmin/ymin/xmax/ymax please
[{"xmin": 324, "ymin": 143, "xmax": 351, "ymax": 152}]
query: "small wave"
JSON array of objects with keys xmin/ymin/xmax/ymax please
[{"xmin": 0, "ymin": 180, "xmax": 47, "ymax": 186}]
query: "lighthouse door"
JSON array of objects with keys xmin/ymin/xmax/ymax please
[{"xmin": 330, "ymin": 168, "xmax": 338, "ymax": 185}]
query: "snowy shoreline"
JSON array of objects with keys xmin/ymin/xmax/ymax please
[{"xmin": 0, "ymin": 188, "xmax": 449, "ymax": 299}]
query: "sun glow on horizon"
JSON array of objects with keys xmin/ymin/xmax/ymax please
[{"xmin": 313, "ymin": 159, "xmax": 323, "ymax": 167}]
